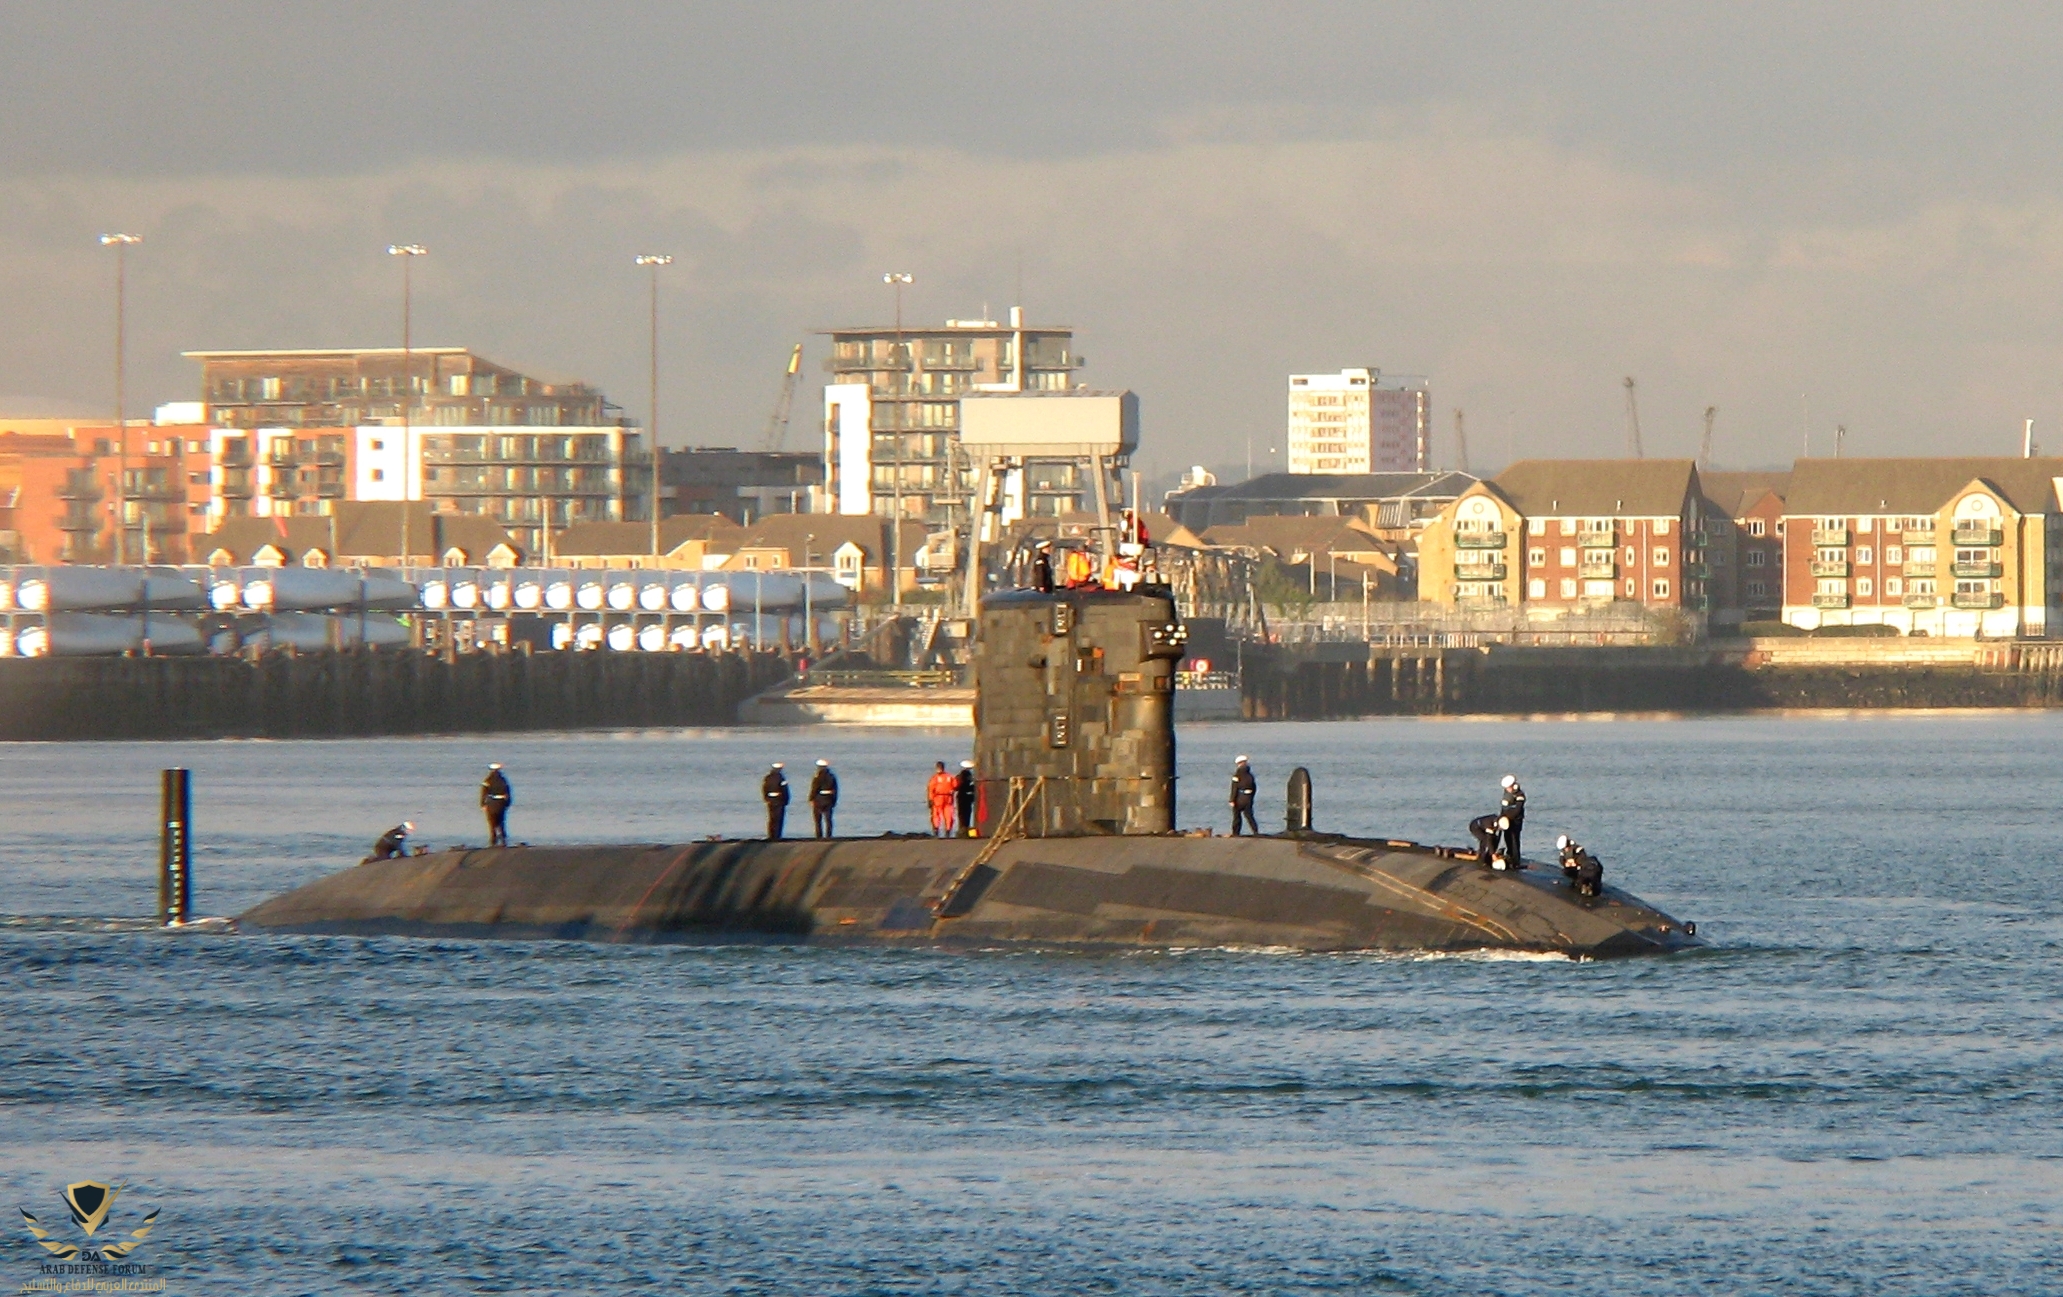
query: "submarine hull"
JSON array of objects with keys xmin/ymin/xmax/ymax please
[{"xmin": 238, "ymin": 835, "xmax": 1697, "ymax": 958}]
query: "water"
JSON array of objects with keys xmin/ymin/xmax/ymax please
[{"xmin": 2, "ymin": 714, "xmax": 2059, "ymax": 1295}]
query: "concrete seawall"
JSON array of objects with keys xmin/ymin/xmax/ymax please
[
  {"xmin": 1241, "ymin": 642, "xmax": 2063, "ymax": 719},
  {"xmin": 0, "ymin": 648, "xmax": 794, "ymax": 740}
]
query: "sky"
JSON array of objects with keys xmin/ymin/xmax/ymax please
[{"xmin": 6, "ymin": 1, "xmax": 2063, "ymax": 477}]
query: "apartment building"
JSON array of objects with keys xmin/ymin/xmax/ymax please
[
  {"xmin": 184, "ymin": 348, "xmax": 614, "ymax": 429},
  {"xmin": 1780, "ymin": 458, "xmax": 2063, "ymax": 636},
  {"xmin": 1419, "ymin": 459, "xmax": 1722, "ymax": 616},
  {"xmin": 1286, "ymin": 369, "xmax": 1431, "ymax": 473},
  {"xmin": 0, "ymin": 419, "xmax": 211, "ymax": 564},
  {"xmin": 820, "ymin": 308, "xmax": 1100, "ymax": 523},
  {"xmin": 1699, "ymin": 471, "xmax": 1791, "ymax": 621}
]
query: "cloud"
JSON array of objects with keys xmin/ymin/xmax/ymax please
[{"xmin": 6, "ymin": 114, "xmax": 2063, "ymax": 470}]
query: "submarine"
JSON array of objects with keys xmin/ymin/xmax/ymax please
[{"xmin": 241, "ymin": 586, "xmax": 1699, "ymax": 957}]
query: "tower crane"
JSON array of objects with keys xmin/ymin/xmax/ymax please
[
  {"xmin": 760, "ymin": 343, "xmax": 804, "ymax": 451},
  {"xmin": 1699, "ymin": 405, "xmax": 1717, "ymax": 468},
  {"xmin": 1622, "ymin": 377, "xmax": 1645, "ymax": 459},
  {"xmin": 1452, "ymin": 408, "xmax": 1471, "ymax": 472}
]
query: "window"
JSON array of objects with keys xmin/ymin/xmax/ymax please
[
  {"xmin": 1776, "ymin": 520, "xmax": 1786, "ymax": 536},
  {"xmin": 1746, "ymin": 549, "xmax": 1766, "ymax": 568},
  {"xmin": 1583, "ymin": 579, "xmax": 1614, "ymax": 598},
  {"xmin": 370, "ymin": 469, "xmax": 384, "ymax": 482},
  {"xmin": 1656, "ymin": 518, "xmax": 1671, "ymax": 535},
  {"xmin": 1527, "ymin": 578, "xmax": 1546, "ymax": 598},
  {"xmin": 1955, "ymin": 548, "xmax": 1989, "ymax": 564},
  {"xmin": 1748, "ymin": 518, "xmax": 1766, "ymax": 537},
  {"xmin": 1887, "ymin": 546, "xmax": 1903, "ymax": 564},
  {"xmin": 1911, "ymin": 579, "xmax": 1936, "ymax": 595},
  {"xmin": 1624, "ymin": 578, "xmax": 1636, "ymax": 598},
  {"xmin": 1559, "ymin": 518, "xmax": 1576, "ymax": 535},
  {"xmin": 1887, "ymin": 578, "xmax": 1903, "ymax": 596},
  {"xmin": 1857, "ymin": 517, "xmax": 1874, "ymax": 533},
  {"xmin": 1912, "ymin": 546, "xmax": 1936, "ymax": 563},
  {"xmin": 1528, "ymin": 548, "xmax": 1546, "ymax": 566},
  {"xmin": 1747, "ymin": 581, "xmax": 1767, "ymax": 598},
  {"xmin": 1652, "ymin": 579, "xmax": 1670, "ymax": 598},
  {"xmin": 1857, "ymin": 578, "xmax": 1873, "ymax": 597},
  {"xmin": 1856, "ymin": 547, "xmax": 1873, "ymax": 565},
  {"xmin": 370, "ymin": 439, "xmax": 385, "ymax": 450},
  {"xmin": 1528, "ymin": 517, "xmax": 1546, "ymax": 535},
  {"xmin": 1559, "ymin": 578, "xmax": 1576, "ymax": 598},
  {"xmin": 1559, "ymin": 548, "xmax": 1576, "ymax": 566},
  {"xmin": 1816, "ymin": 547, "xmax": 1846, "ymax": 564},
  {"xmin": 1624, "ymin": 547, "xmax": 1637, "ymax": 564},
  {"xmin": 1654, "ymin": 548, "xmax": 1671, "ymax": 566},
  {"xmin": 1817, "ymin": 578, "xmax": 1847, "ymax": 594}
]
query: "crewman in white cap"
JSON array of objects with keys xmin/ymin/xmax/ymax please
[
  {"xmin": 1229, "ymin": 755, "xmax": 1259, "ymax": 836},
  {"xmin": 808, "ymin": 759, "xmax": 839, "ymax": 839},
  {"xmin": 480, "ymin": 763, "xmax": 513, "ymax": 846},
  {"xmin": 762, "ymin": 763, "xmax": 791, "ymax": 840},
  {"xmin": 371, "ymin": 821, "xmax": 414, "ymax": 861},
  {"xmin": 1497, "ymin": 774, "xmax": 1526, "ymax": 866}
]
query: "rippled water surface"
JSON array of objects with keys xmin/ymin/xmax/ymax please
[{"xmin": 2, "ymin": 714, "xmax": 2059, "ymax": 1295}]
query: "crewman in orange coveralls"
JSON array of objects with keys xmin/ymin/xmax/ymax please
[{"xmin": 926, "ymin": 761, "xmax": 958, "ymax": 837}]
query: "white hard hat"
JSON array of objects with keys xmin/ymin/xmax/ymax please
[
  {"xmin": 961, "ymin": 760, "xmax": 975, "ymax": 768},
  {"xmin": 771, "ymin": 762, "xmax": 784, "ymax": 769},
  {"xmin": 1235, "ymin": 755, "xmax": 1250, "ymax": 764},
  {"xmin": 488, "ymin": 762, "xmax": 502, "ymax": 770},
  {"xmin": 1500, "ymin": 774, "xmax": 1518, "ymax": 789},
  {"xmin": 1556, "ymin": 834, "xmax": 1570, "ymax": 850},
  {"xmin": 402, "ymin": 821, "xmax": 415, "ymax": 832},
  {"xmin": 816, "ymin": 759, "xmax": 829, "ymax": 766}
]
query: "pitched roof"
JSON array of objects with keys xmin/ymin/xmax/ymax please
[
  {"xmin": 1698, "ymin": 470, "xmax": 1792, "ymax": 516},
  {"xmin": 1201, "ymin": 514, "xmax": 1391, "ymax": 557},
  {"xmin": 552, "ymin": 515, "xmax": 741, "ymax": 557},
  {"xmin": 1784, "ymin": 457, "xmax": 2063, "ymax": 516},
  {"xmin": 731, "ymin": 513, "xmax": 928, "ymax": 562},
  {"xmin": 1489, "ymin": 459, "xmax": 1699, "ymax": 517},
  {"xmin": 1171, "ymin": 470, "xmax": 1474, "ymax": 503},
  {"xmin": 196, "ymin": 504, "xmax": 522, "ymax": 564}
]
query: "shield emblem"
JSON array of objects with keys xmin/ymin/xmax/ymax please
[{"xmin": 63, "ymin": 1182, "xmax": 117, "ymax": 1236}]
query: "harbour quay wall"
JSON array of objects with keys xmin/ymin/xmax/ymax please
[
  {"xmin": 0, "ymin": 648, "xmax": 795, "ymax": 740},
  {"xmin": 1240, "ymin": 641, "xmax": 2063, "ymax": 719}
]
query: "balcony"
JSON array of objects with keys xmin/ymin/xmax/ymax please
[
  {"xmin": 1903, "ymin": 593, "xmax": 1939, "ymax": 608},
  {"xmin": 1903, "ymin": 561, "xmax": 1935, "ymax": 578},
  {"xmin": 1953, "ymin": 527, "xmax": 2003, "ymax": 547},
  {"xmin": 1454, "ymin": 562, "xmax": 1507, "ymax": 581},
  {"xmin": 1902, "ymin": 530, "xmax": 1936, "ymax": 547},
  {"xmin": 1682, "ymin": 560, "xmax": 1710, "ymax": 579},
  {"xmin": 1812, "ymin": 528, "xmax": 1849, "ymax": 546},
  {"xmin": 1812, "ymin": 593, "xmax": 1851, "ymax": 609},
  {"xmin": 1810, "ymin": 560, "xmax": 1850, "ymax": 577},
  {"xmin": 1456, "ymin": 596, "xmax": 1508, "ymax": 610},
  {"xmin": 126, "ymin": 483, "xmax": 185, "ymax": 502},
  {"xmin": 1454, "ymin": 531, "xmax": 1507, "ymax": 549},
  {"xmin": 1952, "ymin": 591, "xmax": 2004, "ymax": 610},
  {"xmin": 1951, "ymin": 560, "xmax": 2002, "ymax": 579},
  {"xmin": 1578, "ymin": 561, "xmax": 1616, "ymax": 578},
  {"xmin": 1578, "ymin": 531, "xmax": 1616, "ymax": 548},
  {"xmin": 56, "ymin": 482, "xmax": 103, "ymax": 502}
]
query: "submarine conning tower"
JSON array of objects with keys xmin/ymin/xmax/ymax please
[{"xmin": 973, "ymin": 586, "xmax": 1187, "ymax": 837}]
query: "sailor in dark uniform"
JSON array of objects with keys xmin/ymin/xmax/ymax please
[
  {"xmin": 1556, "ymin": 834, "xmax": 1604, "ymax": 897},
  {"xmin": 1031, "ymin": 540, "xmax": 1056, "ymax": 593},
  {"xmin": 808, "ymin": 759, "xmax": 838, "ymax": 839},
  {"xmin": 954, "ymin": 760, "xmax": 978, "ymax": 836},
  {"xmin": 480, "ymin": 763, "xmax": 513, "ymax": 846},
  {"xmin": 1229, "ymin": 755, "xmax": 1259, "ymax": 836},
  {"xmin": 1497, "ymin": 775, "xmax": 1526, "ymax": 866},
  {"xmin": 762, "ymin": 763, "xmax": 791, "ymax": 840},
  {"xmin": 371, "ymin": 821, "xmax": 413, "ymax": 861}
]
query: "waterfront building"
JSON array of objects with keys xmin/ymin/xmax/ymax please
[
  {"xmin": 661, "ymin": 448, "xmax": 822, "ymax": 523},
  {"xmin": 1286, "ymin": 369, "xmax": 1432, "ymax": 473},
  {"xmin": 183, "ymin": 348, "xmax": 647, "ymax": 557},
  {"xmin": 1779, "ymin": 457, "xmax": 2063, "ymax": 637},
  {"xmin": 193, "ymin": 502, "xmax": 523, "ymax": 567},
  {"xmin": 715, "ymin": 513, "xmax": 932, "ymax": 595},
  {"xmin": 1699, "ymin": 471, "xmax": 1791, "ymax": 622},
  {"xmin": 550, "ymin": 515, "xmax": 745, "ymax": 570},
  {"xmin": 819, "ymin": 308, "xmax": 1096, "ymax": 524},
  {"xmin": 1419, "ymin": 460, "xmax": 1726, "ymax": 618},
  {"xmin": 0, "ymin": 418, "xmax": 211, "ymax": 564},
  {"xmin": 1162, "ymin": 470, "xmax": 1473, "ymax": 538}
]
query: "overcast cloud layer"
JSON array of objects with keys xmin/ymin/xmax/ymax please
[{"xmin": 7, "ymin": 1, "xmax": 2063, "ymax": 474}]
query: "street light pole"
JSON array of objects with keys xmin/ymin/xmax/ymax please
[
  {"xmin": 100, "ymin": 234, "xmax": 141, "ymax": 564},
  {"xmin": 883, "ymin": 272, "xmax": 912, "ymax": 610},
  {"xmin": 388, "ymin": 244, "xmax": 427, "ymax": 568},
  {"xmin": 804, "ymin": 532, "xmax": 816, "ymax": 655},
  {"xmin": 634, "ymin": 254, "xmax": 673, "ymax": 566}
]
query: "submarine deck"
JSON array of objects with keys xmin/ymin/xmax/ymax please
[{"xmin": 240, "ymin": 832, "xmax": 1698, "ymax": 958}]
